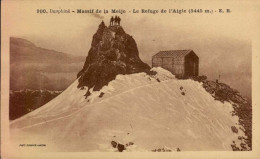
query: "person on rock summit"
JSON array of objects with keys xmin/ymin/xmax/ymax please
[
  {"xmin": 110, "ymin": 16, "xmax": 121, "ymax": 26},
  {"xmin": 115, "ymin": 16, "xmax": 118, "ymax": 25},
  {"xmin": 117, "ymin": 16, "xmax": 121, "ymax": 25},
  {"xmin": 110, "ymin": 16, "xmax": 114, "ymax": 26}
]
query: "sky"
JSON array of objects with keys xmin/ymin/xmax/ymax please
[{"xmin": 4, "ymin": 0, "xmax": 256, "ymax": 98}]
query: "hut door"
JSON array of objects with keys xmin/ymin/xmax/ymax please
[{"xmin": 186, "ymin": 60, "xmax": 194, "ymax": 76}]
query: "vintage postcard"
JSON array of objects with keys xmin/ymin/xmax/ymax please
[{"xmin": 1, "ymin": 0, "xmax": 260, "ymax": 158}]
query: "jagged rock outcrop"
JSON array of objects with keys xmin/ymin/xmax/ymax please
[{"xmin": 77, "ymin": 21, "xmax": 150, "ymax": 93}]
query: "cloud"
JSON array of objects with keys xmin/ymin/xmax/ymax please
[{"xmin": 91, "ymin": 13, "xmax": 104, "ymax": 20}]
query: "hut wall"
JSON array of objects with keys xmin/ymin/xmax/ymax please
[
  {"xmin": 162, "ymin": 57, "xmax": 174, "ymax": 73},
  {"xmin": 152, "ymin": 57, "xmax": 174, "ymax": 73},
  {"xmin": 152, "ymin": 57, "xmax": 163, "ymax": 67},
  {"xmin": 173, "ymin": 57, "xmax": 185, "ymax": 77}
]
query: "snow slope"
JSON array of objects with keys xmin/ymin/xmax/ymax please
[{"xmin": 10, "ymin": 67, "xmax": 245, "ymax": 151}]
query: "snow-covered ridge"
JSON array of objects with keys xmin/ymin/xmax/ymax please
[
  {"xmin": 10, "ymin": 67, "xmax": 246, "ymax": 151},
  {"xmin": 11, "ymin": 67, "xmax": 175, "ymax": 126}
]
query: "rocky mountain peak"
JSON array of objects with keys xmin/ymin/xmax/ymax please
[{"xmin": 77, "ymin": 21, "xmax": 151, "ymax": 93}]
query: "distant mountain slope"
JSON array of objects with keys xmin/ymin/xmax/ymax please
[
  {"xmin": 9, "ymin": 90, "xmax": 62, "ymax": 120},
  {"xmin": 10, "ymin": 37, "xmax": 85, "ymax": 91},
  {"xmin": 10, "ymin": 37, "xmax": 83, "ymax": 64},
  {"xmin": 10, "ymin": 68, "xmax": 250, "ymax": 151}
]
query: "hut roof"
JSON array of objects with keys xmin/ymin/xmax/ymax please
[{"xmin": 153, "ymin": 50, "xmax": 193, "ymax": 58}]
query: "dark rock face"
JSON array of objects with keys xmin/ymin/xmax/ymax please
[
  {"xmin": 110, "ymin": 140, "xmax": 127, "ymax": 152},
  {"xmin": 77, "ymin": 21, "xmax": 150, "ymax": 92},
  {"xmin": 111, "ymin": 141, "xmax": 117, "ymax": 148},
  {"xmin": 117, "ymin": 143, "xmax": 126, "ymax": 152},
  {"xmin": 231, "ymin": 126, "xmax": 238, "ymax": 133}
]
